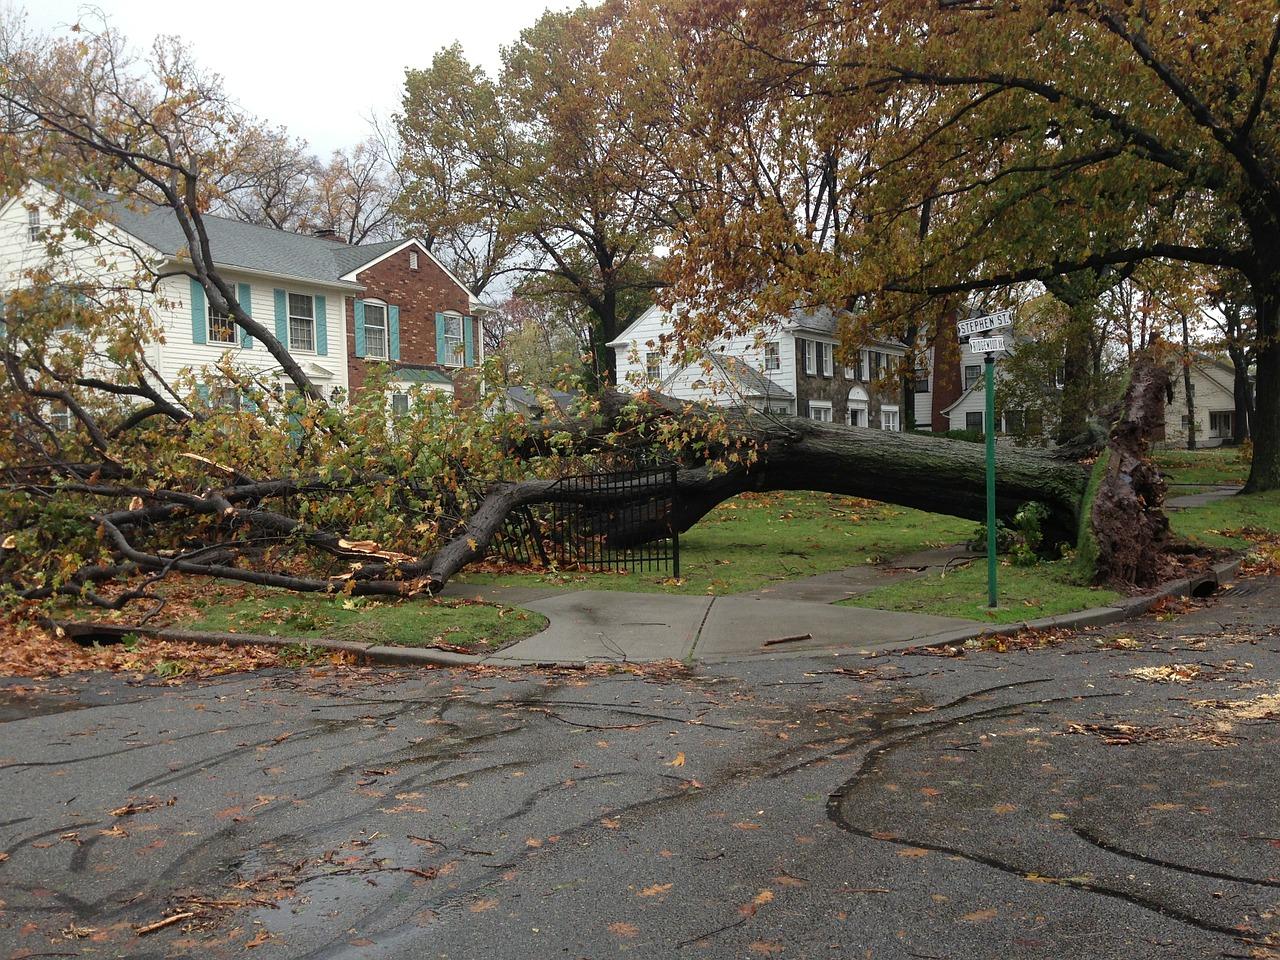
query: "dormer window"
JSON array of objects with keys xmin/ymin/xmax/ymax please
[
  {"xmin": 27, "ymin": 208, "xmax": 40, "ymax": 243},
  {"xmin": 409, "ymin": 252, "xmax": 419, "ymax": 270}
]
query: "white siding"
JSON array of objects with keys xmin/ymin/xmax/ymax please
[
  {"xmin": 611, "ymin": 305, "xmax": 795, "ymax": 406},
  {"xmin": 1160, "ymin": 362, "xmax": 1238, "ymax": 449},
  {"xmin": 0, "ymin": 184, "xmax": 351, "ymax": 399}
]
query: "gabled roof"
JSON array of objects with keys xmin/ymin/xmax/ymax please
[
  {"xmin": 97, "ymin": 197, "xmax": 374, "ymax": 287},
  {"xmin": 708, "ymin": 353, "xmax": 794, "ymax": 400}
]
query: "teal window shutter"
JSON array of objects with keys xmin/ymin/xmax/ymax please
[
  {"xmin": 435, "ymin": 312, "xmax": 447, "ymax": 364},
  {"xmin": 314, "ymin": 295, "xmax": 327, "ymax": 355},
  {"xmin": 190, "ymin": 278, "xmax": 207, "ymax": 345},
  {"xmin": 237, "ymin": 283, "xmax": 253, "ymax": 349},
  {"xmin": 463, "ymin": 315, "xmax": 475, "ymax": 366},
  {"xmin": 354, "ymin": 299, "xmax": 366, "ymax": 358},
  {"xmin": 273, "ymin": 288, "xmax": 288, "ymax": 344},
  {"xmin": 195, "ymin": 384, "xmax": 210, "ymax": 407},
  {"xmin": 388, "ymin": 305, "xmax": 401, "ymax": 361}
]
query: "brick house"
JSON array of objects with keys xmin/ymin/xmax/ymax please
[{"xmin": 335, "ymin": 239, "xmax": 485, "ymax": 407}]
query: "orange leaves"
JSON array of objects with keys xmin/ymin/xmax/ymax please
[
  {"xmin": 469, "ymin": 898, "xmax": 499, "ymax": 913},
  {"xmin": 960, "ymin": 907, "xmax": 998, "ymax": 923},
  {"xmin": 638, "ymin": 883, "xmax": 672, "ymax": 897},
  {"xmin": 607, "ymin": 921, "xmax": 639, "ymax": 938},
  {"xmin": 666, "ymin": 752, "xmax": 686, "ymax": 767}
]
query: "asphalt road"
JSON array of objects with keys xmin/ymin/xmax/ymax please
[{"xmin": 3, "ymin": 578, "xmax": 1279, "ymax": 960}]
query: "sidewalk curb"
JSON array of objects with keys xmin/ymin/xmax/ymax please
[
  {"xmin": 57, "ymin": 625, "xmax": 488, "ymax": 669},
  {"xmin": 899, "ymin": 556, "xmax": 1244, "ymax": 653},
  {"xmin": 53, "ymin": 557, "xmax": 1244, "ymax": 670}
]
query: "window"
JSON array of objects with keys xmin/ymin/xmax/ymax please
[
  {"xmin": 881, "ymin": 404, "xmax": 900, "ymax": 432},
  {"xmin": 288, "ymin": 293, "xmax": 315, "ymax": 353},
  {"xmin": 1181, "ymin": 414, "xmax": 1193, "ymax": 430},
  {"xmin": 646, "ymin": 351, "xmax": 662, "ymax": 380},
  {"xmin": 363, "ymin": 302, "xmax": 388, "ymax": 359},
  {"xmin": 213, "ymin": 386, "xmax": 241, "ymax": 411},
  {"xmin": 27, "ymin": 208, "xmax": 40, "ymax": 243},
  {"xmin": 845, "ymin": 351, "xmax": 865, "ymax": 381},
  {"xmin": 441, "ymin": 312, "xmax": 464, "ymax": 365},
  {"xmin": 913, "ymin": 369, "xmax": 930, "ymax": 393},
  {"xmin": 764, "ymin": 341, "xmax": 780, "ymax": 372},
  {"xmin": 767, "ymin": 403, "xmax": 791, "ymax": 415},
  {"xmin": 964, "ymin": 364, "xmax": 981, "ymax": 390},
  {"xmin": 1210, "ymin": 410, "xmax": 1234, "ymax": 438},
  {"xmin": 391, "ymin": 392, "xmax": 411, "ymax": 418},
  {"xmin": 818, "ymin": 342, "xmax": 834, "ymax": 378},
  {"xmin": 808, "ymin": 401, "xmax": 832, "ymax": 422},
  {"xmin": 208, "ymin": 303, "xmax": 237, "ymax": 345},
  {"xmin": 965, "ymin": 411, "xmax": 984, "ymax": 433},
  {"xmin": 49, "ymin": 401, "xmax": 71, "ymax": 431},
  {"xmin": 409, "ymin": 252, "xmax": 419, "ymax": 271},
  {"xmin": 803, "ymin": 339, "xmax": 816, "ymax": 375},
  {"xmin": 869, "ymin": 350, "xmax": 885, "ymax": 379}
]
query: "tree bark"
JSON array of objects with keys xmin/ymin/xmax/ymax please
[
  {"xmin": 1088, "ymin": 350, "xmax": 1171, "ymax": 586},
  {"xmin": 424, "ymin": 395, "xmax": 1092, "ymax": 593},
  {"xmin": 1181, "ymin": 312, "xmax": 1197, "ymax": 450},
  {"xmin": 1245, "ymin": 280, "xmax": 1280, "ymax": 492}
]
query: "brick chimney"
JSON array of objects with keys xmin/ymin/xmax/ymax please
[{"xmin": 313, "ymin": 227, "xmax": 345, "ymax": 243}]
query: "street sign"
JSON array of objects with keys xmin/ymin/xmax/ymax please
[
  {"xmin": 956, "ymin": 309, "xmax": 1014, "ymax": 338},
  {"xmin": 969, "ymin": 335, "xmax": 1005, "ymax": 354}
]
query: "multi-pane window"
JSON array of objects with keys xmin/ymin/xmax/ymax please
[
  {"xmin": 913, "ymin": 368, "xmax": 930, "ymax": 393},
  {"xmin": 27, "ymin": 208, "xmax": 40, "ymax": 242},
  {"xmin": 49, "ymin": 401, "xmax": 71, "ymax": 431},
  {"xmin": 964, "ymin": 364, "xmax": 981, "ymax": 390},
  {"xmin": 442, "ymin": 312, "xmax": 464, "ymax": 365},
  {"xmin": 818, "ymin": 342, "xmax": 834, "ymax": 378},
  {"xmin": 848, "ymin": 405, "xmax": 865, "ymax": 427},
  {"xmin": 363, "ymin": 302, "xmax": 388, "ymax": 359},
  {"xmin": 391, "ymin": 393, "xmax": 410, "ymax": 418},
  {"xmin": 845, "ymin": 351, "xmax": 864, "ymax": 381},
  {"xmin": 966, "ymin": 411, "xmax": 984, "ymax": 432},
  {"xmin": 213, "ymin": 386, "xmax": 241, "ymax": 411},
  {"xmin": 1210, "ymin": 410, "xmax": 1233, "ymax": 437},
  {"xmin": 808, "ymin": 402, "xmax": 833, "ymax": 422},
  {"xmin": 881, "ymin": 406, "xmax": 900, "ymax": 432},
  {"xmin": 764, "ymin": 341, "xmax": 780, "ymax": 371},
  {"xmin": 646, "ymin": 351, "xmax": 661, "ymax": 380},
  {"xmin": 288, "ymin": 293, "xmax": 315, "ymax": 353},
  {"xmin": 208, "ymin": 303, "xmax": 237, "ymax": 344},
  {"xmin": 803, "ymin": 339, "xmax": 816, "ymax": 375}
]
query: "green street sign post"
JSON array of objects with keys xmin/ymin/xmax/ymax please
[
  {"xmin": 962, "ymin": 313, "xmax": 1012, "ymax": 609},
  {"xmin": 984, "ymin": 353, "xmax": 997, "ymax": 608}
]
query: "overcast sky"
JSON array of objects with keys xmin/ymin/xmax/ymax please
[{"xmin": 20, "ymin": 0, "xmax": 567, "ymax": 155}]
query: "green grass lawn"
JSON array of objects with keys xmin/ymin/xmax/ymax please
[
  {"xmin": 177, "ymin": 591, "xmax": 548, "ymax": 653},
  {"xmin": 841, "ymin": 558, "xmax": 1121, "ymax": 624},
  {"xmin": 1154, "ymin": 447, "xmax": 1249, "ymax": 493},
  {"xmin": 456, "ymin": 491, "xmax": 975, "ymax": 596},
  {"xmin": 1170, "ymin": 489, "xmax": 1280, "ymax": 550}
]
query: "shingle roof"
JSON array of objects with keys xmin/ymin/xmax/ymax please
[
  {"xmin": 331, "ymin": 240, "xmax": 406, "ymax": 277},
  {"xmin": 390, "ymin": 363, "xmax": 454, "ymax": 385},
  {"xmin": 708, "ymin": 353, "xmax": 794, "ymax": 399},
  {"xmin": 100, "ymin": 197, "xmax": 400, "ymax": 286}
]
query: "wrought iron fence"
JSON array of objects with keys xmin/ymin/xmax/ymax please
[{"xmin": 495, "ymin": 466, "xmax": 680, "ymax": 577}]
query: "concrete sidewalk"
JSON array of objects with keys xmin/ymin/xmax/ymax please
[{"xmin": 477, "ymin": 590, "xmax": 973, "ymax": 665}]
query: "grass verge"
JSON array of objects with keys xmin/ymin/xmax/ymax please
[
  {"xmin": 457, "ymin": 491, "xmax": 974, "ymax": 595},
  {"xmin": 1154, "ymin": 448, "xmax": 1249, "ymax": 493},
  {"xmin": 177, "ymin": 591, "xmax": 548, "ymax": 653},
  {"xmin": 841, "ymin": 558, "xmax": 1122, "ymax": 624},
  {"xmin": 1169, "ymin": 490, "xmax": 1280, "ymax": 551}
]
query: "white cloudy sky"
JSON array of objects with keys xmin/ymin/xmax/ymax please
[{"xmin": 20, "ymin": 0, "xmax": 567, "ymax": 154}]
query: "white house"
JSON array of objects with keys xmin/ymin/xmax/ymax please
[
  {"xmin": 0, "ymin": 183, "xmax": 486, "ymax": 412},
  {"xmin": 1160, "ymin": 355, "xmax": 1242, "ymax": 449},
  {"xmin": 610, "ymin": 304, "xmax": 908, "ymax": 427}
]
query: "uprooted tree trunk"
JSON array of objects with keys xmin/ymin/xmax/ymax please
[
  {"xmin": 1084, "ymin": 350, "xmax": 1172, "ymax": 586},
  {"xmin": 425, "ymin": 349, "xmax": 1174, "ymax": 593}
]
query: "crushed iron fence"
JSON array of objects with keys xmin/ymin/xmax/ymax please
[{"xmin": 494, "ymin": 466, "xmax": 680, "ymax": 578}]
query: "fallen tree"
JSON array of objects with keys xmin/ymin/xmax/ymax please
[{"xmin": 422, "ymin": 349, "xmax": 1173, "ymax": 592}]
